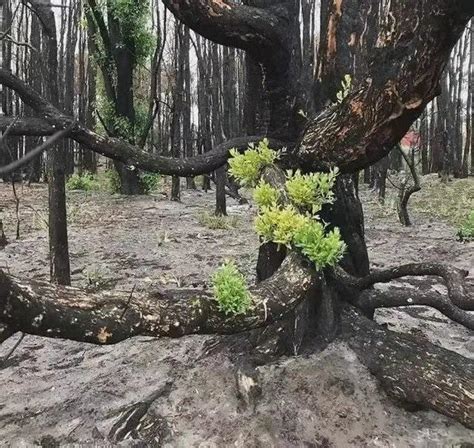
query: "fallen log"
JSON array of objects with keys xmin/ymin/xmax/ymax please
[{"xmin": 341, "ymin": 306, "xmax": 474, "ymax": 429}]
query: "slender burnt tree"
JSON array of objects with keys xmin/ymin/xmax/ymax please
[{"xmin": 0, "ymin": 0, "xmax": 473, "ymax": 430}]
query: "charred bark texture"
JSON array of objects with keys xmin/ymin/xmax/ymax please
[
  {"xmin": 342, "ymin": 306, "xmax": 474, "ymax": 429},
  {"xmin": 295, "ymin": 0, "xmax": 474, "ymax": 173},
  {"xmin": 162, "ymin": 0, "xmax": 289, "ymax": 63},
  {"xmin": 0, "ymin": 253, "xmax": 315, "ymax": 344}
]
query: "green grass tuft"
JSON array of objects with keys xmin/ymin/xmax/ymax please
[
  {"xmin": 198, "ymin": 212, "xmax": 239, "ymax": 230},
  {"xmin": 457, "ymin": 210, "xmax": 474, "ymax": 242}
]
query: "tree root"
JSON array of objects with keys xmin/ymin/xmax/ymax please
[{"xmin": 341, "ymin": 306, "xmax": 474, "ymax": 429}]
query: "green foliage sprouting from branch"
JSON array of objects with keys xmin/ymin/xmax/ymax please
[
  {"xmin": 229, "ymin": 141, "xmax": 346, "ymax": 272},
  {"xmin": 286, "ymin": 168, "xmax": 339, "ymax": 214},
  {"xmin": 212, "ymin": 261, "xmax": 252, "ymax": 316},
  {"xmin": 253, "ymin": 181, "xmax": 281, "ymax": 209},
  {"xmin": 228, "ymin": 138, "xmax": 280, "ymax": 187},
  {"xmin": 294, "ymin": 222, "xmax": 346, "ymax": 270},
  {"xmin": 255, "ymin": 205, "xmax": 308, "ymax": 247}
]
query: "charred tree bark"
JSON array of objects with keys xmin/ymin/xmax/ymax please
[
  {"xmin": 24, "ymin": 11, "xmax": 43, "ymax": 182},
  {"xmin": 373, "ymin": 156, "xmax": 389, "ymax": 205},
  {"xmin": 342, "ymin": 306, "xmax": 474, "ymax": 429},
  {"xmin": 28, "ymin": 0, "xmax": 71, "ymax": 285},
  {"xmin": 210, "ymin": 42, "xmax": 226, "ymax": 215},
  {"xmin": 322, "ymin": 175, "xmax": 369, "ymax": 278},
  {"xmin": 0, "ymin": 253, "xmax": 315, "ymax": 343}
]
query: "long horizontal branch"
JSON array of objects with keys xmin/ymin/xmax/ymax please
[
  {"xmin": 356, "ymin": 286, "xmax": 474, "ymax": 330},
  {"xmin": 0, "ymin": 68, "xmax": 287, "ymax": 176},
  {"xmin": 0, "ymin": 253, "xmax": 316, "ymax": 344},
  {"xmin": 0, "ymin": 117, "xmax": 56, "ymax": 136}
]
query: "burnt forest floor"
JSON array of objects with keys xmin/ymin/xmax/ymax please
[{"xmin": 0, "ymin": 173, "xmax": 473, "ymax": 447}]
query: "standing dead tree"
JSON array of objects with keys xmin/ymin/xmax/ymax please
[
  {"xmin": 397, "ymin": 145, "xmax": 422, "ymax": 226},
  {"xmin": 0, "ymin": 0, "xmax": 473, "ymax": 429}
]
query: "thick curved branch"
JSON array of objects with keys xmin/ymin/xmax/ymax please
[
  {"xmin": 292, "ymin": 0, "xmax": 474, "ymax": 173},
  {"xmin": 0, "ymin": 69, "xmax": 287, "ymax": 176},
  {"xmin": 341, "ymin": 306, "xmax": 474, "ymax": 429},
  {"xmin": 333, "ymin": 263, "xmax": 472, "ymax": 311},
  {"xmin": 0, "ymin": 254, "xmax": 316, "ymax": 344},
  {"xmin": 162, "ymin": 0, "xmax": 289, "ymax": 62},
  {"xmin": 356, "ymin": 286, "xmax": 474, "ymax": 330}
]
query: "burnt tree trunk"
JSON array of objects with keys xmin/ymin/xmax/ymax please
[
  {"xmin": 30, "ymin": 0, "xmax": 71, "ymax": 285},
  {"xmin": 342, "ymin": 306, "xmax": 474, "ymax": 429}
]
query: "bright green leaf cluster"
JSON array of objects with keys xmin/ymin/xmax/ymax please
[
  {"xmin": 212, "ymin": 261, "xmax": 252, "ymax": 316},
  {"xmin": 255, "ymin": 205, "xmax": 346, "ymax": 269},
  {"xmin": 285, "ymin": 168, "xmax": 339, "ymax": 214},
  {"xmin": 253, "ymin": 181, "xmax": 280, "ymax": 209},
  {"xmin": 228, "ymin": 139, "xmax": 279, "ymax": 187},
  {"xmin": 255, "ymin": 205, "xmax": 308, "ymax": 248},
  {"xmin": 227, "ymin": 139, "xmax": 346, "ymax": 272},
  {"xmin": 294, "ymin": 221, "xmax": 347, "ymax": 270}
]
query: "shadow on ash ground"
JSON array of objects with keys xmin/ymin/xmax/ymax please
[{"xmin": 0, "ymin": 182, "xmax": 473, "ymax": 447}]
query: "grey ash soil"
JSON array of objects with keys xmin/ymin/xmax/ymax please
[{"xmin": 0, "ymin": 181, "xmax": 473, "ymax": 447}]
